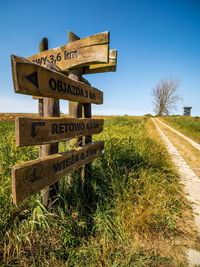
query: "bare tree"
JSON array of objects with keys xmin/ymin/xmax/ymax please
[{"xmin": 152, "ymin": 78, "xmax": 181, "ymax": 116}]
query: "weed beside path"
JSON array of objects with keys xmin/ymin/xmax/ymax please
[
  {"xmin": 0, "ymin": 117, "xmax": 196, "ymax": 266},
  {"xmin": 161, "ymin": 116, "xmax": 200, "ymax": 144}
]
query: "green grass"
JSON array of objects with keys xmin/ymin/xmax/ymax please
[
  {"xmin": 0, "ymin": 117, "xmax": 194, "ymax": 266},
  {"xmin": 162, "ymin": 116, "xmax": 200, "ymax": 143}
]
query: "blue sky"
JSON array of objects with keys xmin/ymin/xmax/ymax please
[{"xmin": 0, "ymin": 0, "xmax": 200, "ymax": 116}]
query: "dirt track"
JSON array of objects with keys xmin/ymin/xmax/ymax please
[{"xmin": 152, "ymin": 118, "xmax": 200, "ymax": 266}]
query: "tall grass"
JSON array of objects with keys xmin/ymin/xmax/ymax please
[
  {"xmin": 0, "ymin": 117, "xmax": 194, "ymax": 266},
  {"xmin": 162, "ymin": 116, "xmax": 200, "ymax": 143}
]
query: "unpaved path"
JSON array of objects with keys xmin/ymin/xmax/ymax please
[
  {"xmin": 156, "ymin": 118, "xmax": 200, "ymax": 151},
  {"xmin": 152, "ymin": 118, "xmax": 200, "ymax": 266},
  {"xmin": 152, "ymin": 118, "xmax": 200, "ymax": 230},
  {"xmin": 154, "ymin": 118, "xmax": 200, "ymax": 179}
]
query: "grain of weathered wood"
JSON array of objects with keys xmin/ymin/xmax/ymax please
[
  {"xmin": 82, "ymin": 49, "xmax": 117, "ymax": 74},
  {"xmin": 37, "ymin": 38, "xmax": 48, "ymax": 115},
  {"xmin": 11, "ymin": 55, "xmax": 103, "ymax": 104},
  {"xmin": 38, "ymin": 38, "xmax": 60, "ymax": 207},
  {"xmin": 27, "ymin": 31, "xmax": 109, "ymax": 70},
  {"xmin": 12, "ymin": 141, "xmax": 104, "ymax": 204},
  {"xmin": 16, "ymin": 117, "xmax": 104, "ymax": 146},
  {"xmin": 68, "ymin": 31, "xmax": 83, "ymax": 149},
  {"xmin": 83, "ymin": 103, "xmax": 92, "ymax": 191},
  {"xmin": 38, "ymin": 99, "xmax": 43, "ymax": 116},
  {"xmin": 41, "ymin": 98, "xmax": 60, "ymax": 206},
  {"xmin": 41, "ymin": 98, "xmax": 60, "ymax": 158}
]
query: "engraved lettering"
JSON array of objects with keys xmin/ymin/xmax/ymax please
[
  {"xmin": 53, "ymin": 154, "xmax": 79, "ymax": 173},
  {"xmin": 59, "ymin": 123, "xmax": 65, "ymax": 134},
  {"xmin": 65, "ymin": 158, "xmax": 71, "ymax": 167},
  {"xmin": 56, "ymin": 53, "xmax": 61, "ymax": 62},
  {"xmin": 53, "ymin": 161, "xmax": 62, "ymax": 173},
  {"xmin": 48, "ymin": 79, "xmax": 86, "ymax": 98},
  {"xmin": 51, "ymin": 122, "xmax": 86, "ymax": 135},
  {"xmin": 64, "ymin": 50, "xmax": 78, "ymax": 60},
  {"xmin": 63, "ymin": 82, "xmax": 66, "ymax": 93},
  {"xmin": 80, "ymin": 123, "xmax": 84, "ymax": 130},
  {"xmin": 90, "ymin": 92, "xmax": 95, "ymax": 99},
  {"xmin": 49, "ymin": 55, "xmax": 54, "ymax": 64},
  {"xmin": 35, "ymin": 58, "xmax": 42, "ymax": 65},
  {"xmin": 69, "ymin": 123, "xmax": 74, "ymax": 132},
  {"xmin": 42, "ymin": 57, "xmax": 47, "ymax": 65},
  {"xmin": 49, "ymin": 78, "xmax": 56, "ymax": 90},
  {"xmin": 31, "ymin": 122, "xmax": 45, "ymax": 137},
  {"xmin": 80, "ymin": 88, "xmax": 84, "ymax": 97},
  {"xmin": 57, "ymin": 80, "xmax": 63, "ymax": 92},
  {"xmin": 67, "ymin": 84, "xmax": 72, "ymax": 94},
  {"xmin": 52, "ymin": 123, "xmax": 58, "ymax": 134}
]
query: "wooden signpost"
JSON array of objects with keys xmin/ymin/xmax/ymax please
[
  {"xmin": 16, "ymin": 117, "xmax": 104, "ymax": 146},
  {"xmin": 12, "ymin": 141, "xmax": 104, "ymax": 203},
  {"xmin": 28, "ymin": 31, "xmax": 109, "ymax": 70},
  {"xmin": 11, "ymin": 30, "xmax": 117, "ymax": 205}
]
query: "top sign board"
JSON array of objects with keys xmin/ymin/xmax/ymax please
[{"xmin": 27, "ymin": 31, "xmax": 109, "ymax": 71}]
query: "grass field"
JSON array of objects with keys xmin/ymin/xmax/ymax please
[
  {"xmin": 161, "ymin": 116, "xmax": 200, "ymax": 144},
  {"xmin": 0, "ymin": 116, "xmax": 197, "ymax": 266},
  {"xmin": 0, "ymin": 113, "xmax": 143, "ymax": 121}
]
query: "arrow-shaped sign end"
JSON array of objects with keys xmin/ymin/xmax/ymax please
[{"xmin": 25, "ymin": 72, "xmax": 38, "ymax": 88}]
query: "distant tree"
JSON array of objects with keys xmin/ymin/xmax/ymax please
[{"xmin": 152, "ymin": 78, "xmax": 181, "ymax": 116}]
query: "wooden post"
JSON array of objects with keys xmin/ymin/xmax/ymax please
[
  {"xmin": 39, "ymin": 38, "xmax": 60, "ymax": 207},
  {"xmin": 38, "ymin": 99, "xmax": 43, "ymax": 117},
  {"xmin": 83, "ymin": 103, "xmax": 92, "ymax": 177},
  {"xmin": 68, "ymin": 31, "xmax": 92, "ymax": 199},
  {"xmin": 82, "ymin": 103, "xmax": 92, "ymax": 208},
  {"xmin": 67, "ymin": 31, "xmax": 83, "ymax": 189},
  {"xmin": 38, "ymin": 38, "xmax": 47, "ymax": 147},
  {"xmin": 68, "ymin": 31, "xmax": 83, "ymax": 146}
]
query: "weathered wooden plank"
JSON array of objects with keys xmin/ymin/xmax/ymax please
[
  {"xmin": 16, "ymin": 117, "xmax": 104, "ymax": 146},
  {"xmin": 12, "ymin": 141, "xmax": 104, "ymax": 204},
  {"xmin": 11, "ymin": 55, "xmax": 103, "ymax": 104},
  {"xmin": 27, "ymin": 31, "xmax": 109, "ymax": 70},
  {"xmin": 82, "ymin": 49, "xmax": 117, "ymax": 74}
]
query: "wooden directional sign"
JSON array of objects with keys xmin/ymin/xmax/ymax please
[
  {"xmin": 82, "ymin": 49, "xmax": 117, "ymax": 74},
  {"xmin": 12, "ymin": 141, "xmax": 104, "ymax": 204},
  {"xmin": 11, "ymin": 55, "xmax": 103, "ymax": 104},
  {"xmin": 27, "ymin": 31, "xmax": 109, "ymax": 70},
  {"xmin": 16, "ymin": 117, "xmax": 104, "ymax": 146}
]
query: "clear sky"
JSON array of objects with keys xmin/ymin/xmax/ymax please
[{"xmin": 0, "ymin": 0, "xmax": 200, "ymax": 116}]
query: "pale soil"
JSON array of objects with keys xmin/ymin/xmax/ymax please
[
  {"xmin": 154, "ymin": 118, "xmax": 200, "ymax": 179},
  {"xmin": 151, "ymin": 118, "xmax": 200, "ymax": 266},
  {"xmin": 147, "ymin": 119, "xmax": 198, "ymax": 265}
]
